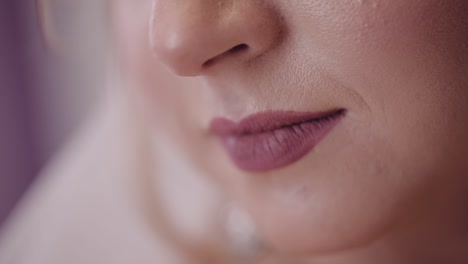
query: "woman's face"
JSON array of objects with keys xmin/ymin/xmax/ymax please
[{"xmin": 113, "ymin": 0, "xmax": 468, "ymax": 255}]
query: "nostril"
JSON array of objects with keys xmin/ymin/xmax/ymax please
[
  {"xmin": 203, "ymin": 44, "xmax": 250, "ymax": 68},
  {"xmin": 228, "ymin": 44, "xmax": 249, "ymax": 55}
]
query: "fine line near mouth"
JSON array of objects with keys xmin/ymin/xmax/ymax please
[{"xmin": 210, "ymin": 109, "xmax": 346, "ymax": 172}]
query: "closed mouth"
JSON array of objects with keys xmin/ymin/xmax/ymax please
[{"xmin": 210, "ymin": 109, "xmax": 346, "ymax": 172}]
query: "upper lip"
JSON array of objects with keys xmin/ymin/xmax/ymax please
[{"xmin": 210, "ymin": 109, "xmax": 346, "ymax": 136}]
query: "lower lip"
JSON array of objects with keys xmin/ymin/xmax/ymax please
[{"xmin": 210, "ymin": 110, "xmax": 346, "ymax": 172}]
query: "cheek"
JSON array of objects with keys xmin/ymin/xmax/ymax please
[
  {"xmin": 290, "ymin": 0, "xmax": 468, "ymax": 82},
  {"xmin": 293, "ymin": 0, "xmax": 467, "ymax": 54},
  {"xmin": 113, "ymin": 2, "xmax": 151, "ymax": 79},
  {"xmin": 114, "ymin": 3, "xmax": 179, "ymax": 115},
  {"xmin": 293, "ymin": 0, "xmax": 468, "ymax": 140}
]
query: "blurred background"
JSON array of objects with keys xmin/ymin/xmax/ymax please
[{"xmin": 0, "ymin": 0, "xmax": 106, "ymax": 228}]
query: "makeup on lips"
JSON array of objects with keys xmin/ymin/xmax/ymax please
[{"xmin": 210, "ymin": 109, "xmax": 346, "ymax": 172}]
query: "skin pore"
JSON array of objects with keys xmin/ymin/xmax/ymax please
[{"xmin": 112, "ymin": 0, "xmax": 468, "ymax": 263}]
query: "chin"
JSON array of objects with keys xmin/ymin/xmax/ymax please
[
  {"xmin": 250, "ymin": 177, "xmax": 399, "ymax": 256},
  {"xmin": 257, "ymin": 206, "xmax": 394, "ymax": 256},
  {"xmin": 219, "ymin": 129, "xmax": 400, "ymax": 255}
]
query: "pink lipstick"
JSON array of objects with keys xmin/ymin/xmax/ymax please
[{"xmin": 210, "ymin": 109, "xmax": 345, "ymax": 172}]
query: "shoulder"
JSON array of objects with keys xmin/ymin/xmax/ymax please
[{"xmin": 0, "ymin": 98, "xmax": 183, "ymax": 264}]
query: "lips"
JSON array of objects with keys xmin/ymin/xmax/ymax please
[{"xmin": 210, "ymin": 109, "xmax": 346, "ymax": 172}]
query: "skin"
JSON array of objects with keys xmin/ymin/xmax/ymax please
[{"xmin": 112, "ymin": 0, "xmax": 468, "ymax": 262}]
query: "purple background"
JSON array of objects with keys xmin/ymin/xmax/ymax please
[
  {"xmin": 0, "ymin": 0, "xmax": 39, "ymax": 228},
  {"xmin": 0, "ymin": 0, "xmax": 104, "ymax": 229}
]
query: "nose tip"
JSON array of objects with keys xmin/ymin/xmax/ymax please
[{"xmin": 150, "ymin": 1, "xmax": 283, "ymax": 77}]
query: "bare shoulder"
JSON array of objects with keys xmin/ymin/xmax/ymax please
[{"xmin": 0, "ymin": 101, "xmax": 183, "ymax": 264}]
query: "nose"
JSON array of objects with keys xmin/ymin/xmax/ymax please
[{"xmin": 150, "ymin": 0, "xmax": 283, "ymax": 77}]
